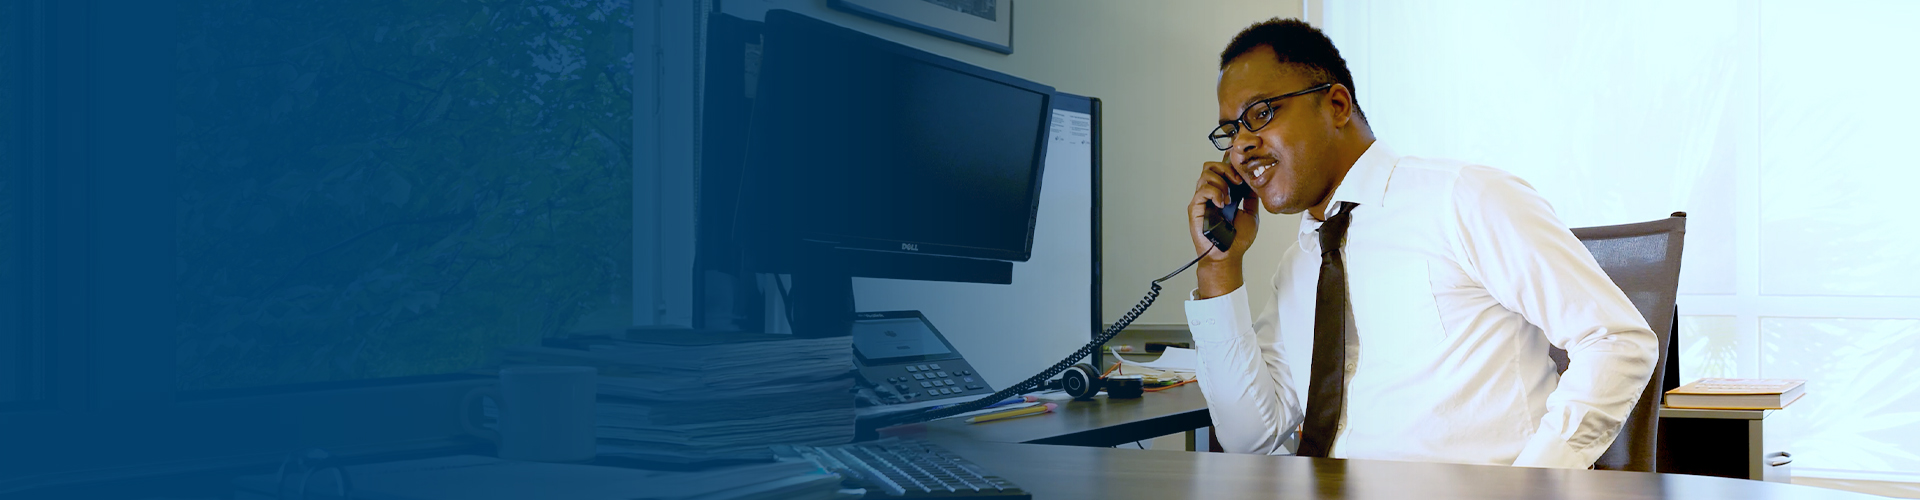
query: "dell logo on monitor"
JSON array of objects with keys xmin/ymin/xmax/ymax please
[{"xmin": 900, "ymin": 243, "xmax": 919, "ymax": 252}]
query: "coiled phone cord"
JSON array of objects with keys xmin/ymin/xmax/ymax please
[{"xmin": 871, "ymin": 251, "xmax": 1208, "ymax": 428}]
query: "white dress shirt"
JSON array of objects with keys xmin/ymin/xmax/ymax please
[{"xmin": 1183, "ymin": 142, "xmax": 1658, "ymax": 469}]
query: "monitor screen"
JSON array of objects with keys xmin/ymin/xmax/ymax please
[{"xmin": 739, "ymin": 10, "xmax": 1053, "ymax": 264}]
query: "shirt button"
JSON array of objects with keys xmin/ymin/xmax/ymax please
[{"xmin": 1345, "ymin": 362, "xmax": 1355, "ymax": 371}]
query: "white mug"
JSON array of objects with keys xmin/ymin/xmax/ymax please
[{"xmin": 461, "ymin": 365, "xmax": 598, "ymax": 462}]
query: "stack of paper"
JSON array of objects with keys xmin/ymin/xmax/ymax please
[
  {"xmin": 501, "ymin": 331, "xmax": 856, "ymax": 464},
  {"xmin": 1108, "ymin": 346, "xmax": 1198, "ymax": 385},
  {"xmin": 1119, "ymin": 347, "xmax": 1198, "ymax": 373},
  {"xmin": 232, "ymin": 454, "xmax": 853, "ymax": 500}
]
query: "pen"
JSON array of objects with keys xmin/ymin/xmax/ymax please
[
  {"xmin": 966, "ymin": 403, "xmax": 1056, "ymax": 424},
  {"xmin": 981, "ymin": 396, "xmax": 1026, "ymax": 409}
]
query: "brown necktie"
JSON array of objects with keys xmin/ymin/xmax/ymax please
[{"xmin": 1296, "ymin": 201, "xmax": 1357, "ymax": 458}]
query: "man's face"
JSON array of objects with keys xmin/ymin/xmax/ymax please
[{"xmin": 1217, "ymin": 45, "xmax": 1338, "ymax": 215}]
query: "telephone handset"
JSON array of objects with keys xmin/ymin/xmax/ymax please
[
  {"xmin": 1202, "ymin": 182, "xmax": 1253, "ymax": 251},
  {"xmin": 874, "ymin": 168, "xmax": 1245, "ymax": 427}
]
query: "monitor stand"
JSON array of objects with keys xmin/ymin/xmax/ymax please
[
  {"xmin": 788, "ymin": 242, "xmax": 855, "ymax": 338},
  {"xmin": 781, "ymin": 242, "xmax": 1020, "ymax": 338}
]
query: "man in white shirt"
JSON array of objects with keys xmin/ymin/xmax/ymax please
[{"xmin": 1184, "ymin": 18, "xmax": 1658, "ymax": 469}]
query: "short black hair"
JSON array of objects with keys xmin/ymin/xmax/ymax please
[{"xmin": 1219, "ymin": 18, "xmax": 1364, "ymax": 121}]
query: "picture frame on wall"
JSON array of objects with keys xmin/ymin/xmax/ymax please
[{"xmin": 828, "ymin": 0, "xmax": 1013, "ymax": 54}]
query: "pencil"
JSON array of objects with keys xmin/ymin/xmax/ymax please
[{"xmin": 966, "ymin": 403, "xmax": 1056, "ymax": 424}]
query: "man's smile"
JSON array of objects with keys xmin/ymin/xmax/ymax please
[{"xmin": 1246, "ymin": 157, "xmax": 1276, "ymax": 187}]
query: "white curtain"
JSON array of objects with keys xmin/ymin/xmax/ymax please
[{"xmin": 1322, "ymin": 0, "xmax": 1920, "ymax": 480}]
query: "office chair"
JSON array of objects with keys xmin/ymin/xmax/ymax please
[{"xmin": 1549, "ymin": 212, "xmax": 1686, "ymax": 472}]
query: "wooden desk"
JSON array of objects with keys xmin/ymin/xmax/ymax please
[
  {"xmin": 936, "ymin": 440, "xmax": 1877, "ymax": 500},
  {"xmin": 888, "ymin": 384, "xmax": 1211, "ymax": 447}
]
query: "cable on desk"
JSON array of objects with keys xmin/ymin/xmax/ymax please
[
  {"xmin": 1145, "ymin": 379, "xmax": 1195, "ymax": 392},
  {"xmin": 869, "ymin": 252, "xmax": 1208, "ymax": 428}
]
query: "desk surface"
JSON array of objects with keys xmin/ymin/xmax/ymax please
[
  {"xmin": 937, "ymin": 440, "xmax": 1878, "ymax": 500},
  {"xmin": 892, "ymin": 384, "xmax": 1211, "ymax": 446}
]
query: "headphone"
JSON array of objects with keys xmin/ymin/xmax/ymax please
[{"xmin": 1045, "ymin": 363, "xmax": 1145, "ymax": 400}]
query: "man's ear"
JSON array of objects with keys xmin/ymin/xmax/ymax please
[{"xmin": 1327, "ymin": 83, "xmax": 1356, "ymax": 129}]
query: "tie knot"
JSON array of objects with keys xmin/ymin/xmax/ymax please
[{"xmin": 1317, "ymin": 202, "xmax": 1358, "ymax": 254}]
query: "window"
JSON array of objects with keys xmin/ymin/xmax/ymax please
[
  {"xmin": 172, "ymin": 0, "xmax": 634, "ymax": 392},
  {"xmin": 1323, "ymin": 0, "xmax": 1920, "ymax": 481}
]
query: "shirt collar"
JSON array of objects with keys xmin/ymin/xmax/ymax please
[{"xmin": 1298, "ymin": 141, "xmax": 1398, "ymax": 252}]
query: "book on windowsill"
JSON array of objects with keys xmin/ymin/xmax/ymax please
[{"xmin": 1664, "ymin": 378, "xmax": 1807, "ymax": 410}]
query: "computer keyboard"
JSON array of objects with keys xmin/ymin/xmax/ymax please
[{"xmin": 772, "ymin": 439, "xmax": 1031, "ymax": 499}]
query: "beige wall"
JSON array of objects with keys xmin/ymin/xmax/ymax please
[{"xmin": 723, "ymin": 0, "xmax": 1306, "ymax": 328}]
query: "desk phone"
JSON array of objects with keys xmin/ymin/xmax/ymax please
[{"xmin": 852, "ymin": 311, "xmax": 994, "ymax": 405}]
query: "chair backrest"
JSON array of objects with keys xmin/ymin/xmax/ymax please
[{"xmin": 1549, "ymin": 213, "xmax": 1685, "ymax": 472}]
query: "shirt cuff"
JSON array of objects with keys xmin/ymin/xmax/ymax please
[
  {"xmin": 1184, "ymin": 285, "xmax": 1251, "ymax": 346},
  {"xmin": 1511, "ymin": 434, "xmax": 1598, "ymax": 469}
]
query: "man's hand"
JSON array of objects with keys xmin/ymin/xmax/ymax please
[{"xmin": 1188, "ymin": 154, "xmax": 1260, "ymax": 299}]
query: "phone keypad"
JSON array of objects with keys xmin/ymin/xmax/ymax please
[{"xmin": 864, "ymin": 360, "xmax": 987, "ymax": 404}]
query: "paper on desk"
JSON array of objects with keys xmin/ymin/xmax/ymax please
[{"xmin": 1113, "ymin": 346, "xmax": 1198, "ymax": 373}]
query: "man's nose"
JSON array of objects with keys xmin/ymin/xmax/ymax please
[{"xmin": 1230, "ymin": 128, "xmax": 1261, "ymax": 162}]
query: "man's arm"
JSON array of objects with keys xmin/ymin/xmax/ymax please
[
  {"xmin": 1185, "ymin": 268, "xmax": 1303, "ymax": 455},
  {"xmin": 1448, "ymin": 165, "xmax": 1659, "ymax": 469},
  {"xmin": 1181, "ymin": 153, "xmax": 1301, "ymax": 454}
]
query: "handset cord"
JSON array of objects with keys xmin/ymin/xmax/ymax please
[{"xmin": 872, "ymin": 251, "xmax": 1210, "ymax": 427}]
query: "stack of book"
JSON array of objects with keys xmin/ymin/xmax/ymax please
[
  {"xmin": 1664, "ymin": 378, "xmax": 1807, "ymax": 410},
  {"xmin": 502, "ymin": 330, "xmax": 856, "ymax": 465}
]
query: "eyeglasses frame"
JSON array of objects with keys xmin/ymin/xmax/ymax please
[{"xmin": 1209, "ymin": 82, "xmax": 1335, "ymax": 150}]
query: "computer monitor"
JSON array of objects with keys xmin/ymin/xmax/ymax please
[
  {"xmin": 718, "ymin": 10, "xmax": 1058, "ymax": 337},
  {"xmin": 731, "ymin": 10, "xmax": 1055, "ymax": 282},
  {"xmin": 853, "ymin": 92, "xmax": 1104, "ymax": 388}
]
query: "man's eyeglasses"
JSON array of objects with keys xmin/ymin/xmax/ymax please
[{"xmin": 1209, "ymin": 83, "xmax": 1334, "ymax": 150}]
